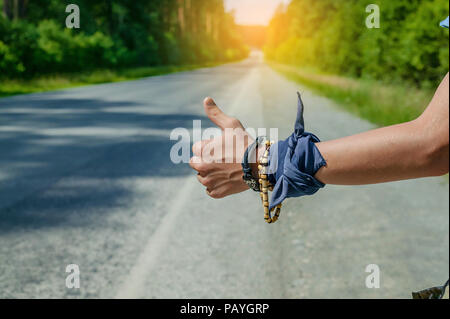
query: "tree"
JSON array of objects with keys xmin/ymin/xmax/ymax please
[
  {"xmin": 2, "ymin": 0, "xmax": 27, "ymax": 20},
  {"xmin": 264, "ymin": 0, "xmax": 449, "ymax": 88}
]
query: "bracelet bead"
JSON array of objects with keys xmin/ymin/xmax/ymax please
[{"xmin": 258, "ymin": 141, "xmax": 282, "ymax": 224}]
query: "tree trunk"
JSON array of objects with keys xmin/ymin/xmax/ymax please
[
  {"xmin": 177, "ymin": 0, "xmax": 185, "ymax": 34},
  {"xmin": 19, "ymin": 0, "xmax": 28, "ymax": 18},
  {"xmin": 4, "ymin": 0, "xmax": 26, "ymax": 19},
  {"xmin": 13, "ymin": 0, "xmax": 18, "ymax": 20},
  {"xmin": 3, "ymin": 0, "xmax": 13, "ymax": 20},
  {"xmin": 185, "ymin": 0, "xmax": 191, "ymax": 33}
]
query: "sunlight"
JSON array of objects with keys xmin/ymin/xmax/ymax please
[{"xmin": 225, "ymin": 0, "xmax": 290, "ymax": 25}]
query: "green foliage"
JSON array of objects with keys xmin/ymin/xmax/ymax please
[
  {"xmin": 265, "ymin": 0, "xmax": 449, "ymax": 88},
  {"xmin": 0, "ymin": 40, "xmax": 24, "ymax": 74},
  {"xmin": 162, "ymin": 32, "xmax": 181, "ymax": 65},
  {"xmin": 0, "ymin": 63, "xmax": 222, "ymax": 98},
  {"xmin": 0, "ymin": 0, "xmax": 248, "ymax": 79}
]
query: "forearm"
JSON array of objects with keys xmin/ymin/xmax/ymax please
[
  {"xmin": 315, "ymin": 73, "xmax": 449, "ymax": 185},
  {"xmin": 314, "ymin": 124, "xmax": 437, "ymax": 185}
]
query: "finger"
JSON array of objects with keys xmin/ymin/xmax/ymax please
[
  {"xmin": 203, "ymin": 97, "xmax": 244, "ymax": 130},
  {"xmin": 207, "ymin": 188, "xmax": 227, "ymax": 199},
  {"xmin": 189, "ymin": 156, "xmax": 210, "ymax": 174},
  {"xmin": 197, "ymin": 174, "xmax": 211, "ymax": 187},
  {"xmin": 189, "ymin": 156, "xmax": 202, "ymax": 170},
  {"xmin": 197, "ymin": 173, "xmax": 229, "ymax": 189},
  {"xmin": 206, "ymin": 183, "xmax": 234, "ymax": 199},
  {"xmin": 197, "ymin": 171, "xmax": 206, "ymax": 177},
  {"xmin": 192, "ymin": 139, "xmax": 213, "ymax": 157}
]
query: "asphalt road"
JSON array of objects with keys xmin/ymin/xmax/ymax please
[{"xmin": 0, "ymin": 52, "xmax": 448, "ymax": 299}]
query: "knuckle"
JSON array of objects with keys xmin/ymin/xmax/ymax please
[
  {"xmin": 196, "ymin": 162, "xmax": 207, "ymax": 173},
  {"xmin": 189, "ymin": 157, "xmax": 198, "ymax": 167},
  {"xmin": 202, "ymin": 177, "xmax": 212, "ymax": 187},
  {"xmin": 190, "ymin": 158, "xmax": 207, "ymax": 174},
  {"xmin": 229, "ymin": 117, "xmax": 240, "ymax": 127},
  {"xmin": 192, "ymin": 141, "xmax": 202, "ymax": 155},
  {"xmin": 209, "ymin": 191, "xmax": 224, "ymax": 199},
  {"xmin": 198, "ymin": 176, "xmax": 211, "ymax": 187}
]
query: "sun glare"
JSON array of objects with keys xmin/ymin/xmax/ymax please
[{"xmin": 225, "ymin": 0, "xmax": 290, "ymax": 26}]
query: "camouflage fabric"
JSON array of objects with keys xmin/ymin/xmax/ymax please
[{"xmin": 412, "ymin": 280, "xmax": 449, "ymax": 299}]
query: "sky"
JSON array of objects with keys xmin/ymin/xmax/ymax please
[{"xmin": 225, "ymin": 0, "xmax": 290, "ymax": 25}]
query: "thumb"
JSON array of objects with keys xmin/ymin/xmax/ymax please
[{"xmin": 203, "ymin": 97, "xmax": 243, "ymax": 130}]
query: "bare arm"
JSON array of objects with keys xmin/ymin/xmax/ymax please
[
  {"xmin": 190, "ymin": 74, "xmax": 449, "ymax": 198},
  {"xmin": 314, "ymin": 73, "xmax": 449, "ymax": 185}
]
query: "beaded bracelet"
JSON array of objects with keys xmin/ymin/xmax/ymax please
[{"xmin": 258, "ymin": 140, "xmax": 282, "ymax": 224}]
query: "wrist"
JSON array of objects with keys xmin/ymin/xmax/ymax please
[
  {"xmin": 250, "ymin": 144, "xmax": 265, "ymax": 179},
  {"xmin": 242, "ymin": 137, "xmax": 266, "ymax": 192}
]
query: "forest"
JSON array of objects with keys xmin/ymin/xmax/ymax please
[
  {"xmin": 265, "ymin": 0, "xmax": 449, "ymax": 89},
  {"xmin": 0, "ymin": 0, "xmax": 248, "ymax": 79}
]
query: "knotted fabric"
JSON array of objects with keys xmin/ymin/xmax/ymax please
[{"xmin": 267, "ymin": 93, "xmax": 327, "ymax": 210}]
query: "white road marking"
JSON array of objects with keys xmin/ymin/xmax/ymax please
[{"xmin": 114, "ymin": 66, "xmax": 259, "ymax": 299}]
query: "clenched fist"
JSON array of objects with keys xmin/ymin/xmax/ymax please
[{"xmin": 189, "ymin": 97, "xmax": 257, "ymax": 198}]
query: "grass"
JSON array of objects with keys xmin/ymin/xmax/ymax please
[
  {"xmin": 269, "ymin": 62, "xmax": 435, "ymax": 127},
  {"xmin": 0, "ymin": 62, "xmax": 222, "ymax": 98}
]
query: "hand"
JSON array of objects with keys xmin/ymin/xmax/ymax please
[{"xmin": 189, "ymin": 97, "xmax": 254, "ymax": 198}]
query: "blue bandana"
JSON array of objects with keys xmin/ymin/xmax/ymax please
[
  {"xmin": 440, "ymin": 16, "xmax": 449, "ymax": 29},
  {"xmin": 267, "ymin": 93, "xmax": 327, "ymax": 211}
]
